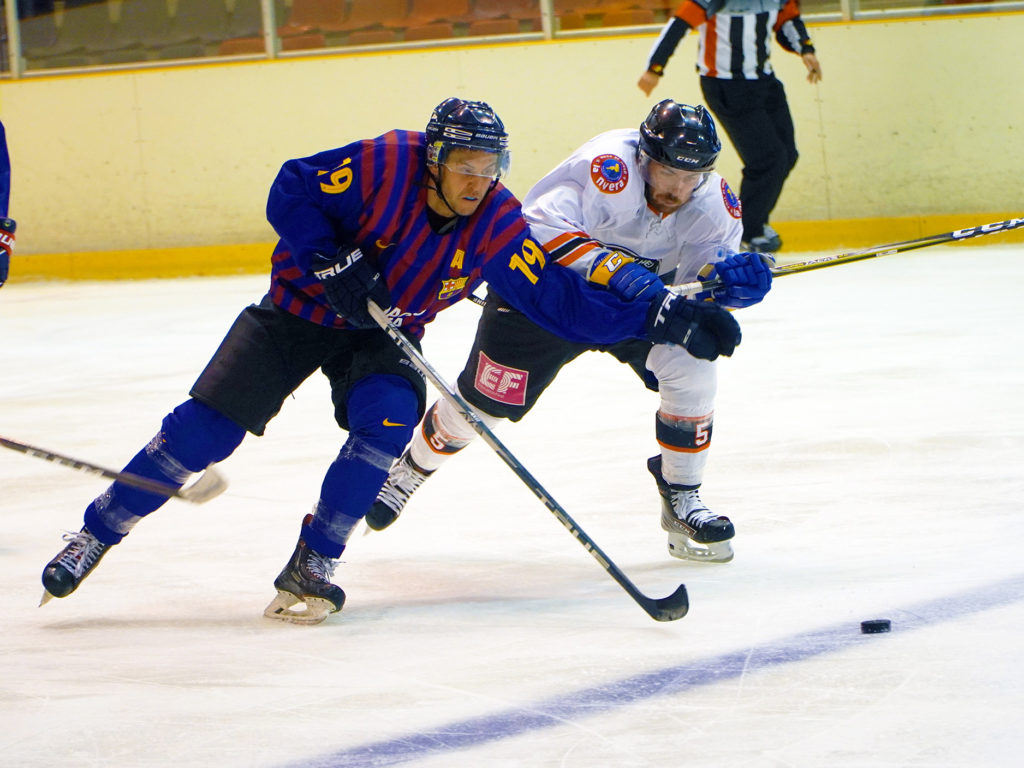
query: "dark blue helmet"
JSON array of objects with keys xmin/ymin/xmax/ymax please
[
  {"xmin": 425, "ymin": 97, "xmax": 510, "ymax": 179},
  {"xmin": 638, "ymin": 100, "xmax": 720, "ymax": 172}
]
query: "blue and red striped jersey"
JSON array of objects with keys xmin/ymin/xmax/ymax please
[{"xmin": 265, "ymin": 130, "xmax": 651, "ymax": 345}]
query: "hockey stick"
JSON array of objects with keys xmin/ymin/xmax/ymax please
[
  {"xmin": 0, "ymin": 434, "xmax": 227, "ymax": 504},
  {"xmin": 672, "ymin": 216, "xmax": 1024, "ymax": 296},
  {"xmin": 368, "ymin": 301, "xmax": 689, "ymax": 622}
]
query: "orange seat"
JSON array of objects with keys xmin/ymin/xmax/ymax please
[
  {"xmin": 404, "ymin": 22, "xmax": 455, "ymax": 41},
  {"xmin": 278, "ymin": 0, "xmax": 347, "ymax": 36},
  {"xmin": 334, "ymin": 0, "xmax": 409, "ymax": 32},
  {"xmin": 280, "ymin": 32, "xmax": 327, "ymax": 51},
  {"xmin": 217, "ymin": 36, "xmax": 264, "ymax": 56},
  {"xmin": 346, "ymin": 28, "xmax": 399, "ymax": 45},
  {"xmin": 407, "ymin": 0, "xmax": 471, "ymax": 24},
  {"xmin": 467, "ymin": 18, "xmax": 522, "ymax": 36},
  {"xmin": 602, "ymin": 9, "xmax": 656, "ymax": 26},
  {"xmin": 559, "ymin": 12, "xmax": 585, "ymax": 30},
  {"xmin": 473, "ymin": 0, "xmax": 540, "ymax": 20}
]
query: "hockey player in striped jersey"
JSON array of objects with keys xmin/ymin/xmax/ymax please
[
  {"xmin": 637, "ymin": 1, "xmax": 822, "ymax": 253},
  {"xmin": 368, "ymin": 100, "xmax": 772, "ymax": 564},
  {"xmin": 39, "ymin": 97, "xmax": 740, "ymax": 624}
]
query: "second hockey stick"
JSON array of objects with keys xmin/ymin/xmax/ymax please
[
  {"xmin": 672, "ymin": 215, "xmax": 1024, "ymax": 296},
  {"xmin": 0, "ymin": 434, "xmax": 228, "ymax": 504},
  {"xmin": 367, "ymin": 301, "xmax": 689, "ymax": 622}
]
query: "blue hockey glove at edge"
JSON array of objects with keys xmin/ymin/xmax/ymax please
[
  {"xmin": 311, "ymin": 245, "xmax": 392, "ymax": 329},
  {"xmin": 645, "ymin": 289, "xmax": 741, "ymax": 361},
  {"xmin": 0, "ymin": 217, "xmax": 15, "ymax": 288},
  {"xmin": 699, "ymin": 251, "xmax": 773, "ymax": 308}
]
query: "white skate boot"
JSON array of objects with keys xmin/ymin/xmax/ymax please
[{"xmin": 364, "ymin": 451, "xmax": 433, "ymax": 531}]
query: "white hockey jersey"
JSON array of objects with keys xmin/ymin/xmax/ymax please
[{"xmin": 522, "ymin": 129, "xmax": 743, "ymax": 286}]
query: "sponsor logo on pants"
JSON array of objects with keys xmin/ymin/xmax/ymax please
[{"xmin": 474, "ymin": 351, "xmax": 528, "ymax": 406}]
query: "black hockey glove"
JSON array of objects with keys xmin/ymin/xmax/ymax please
[
  {"xmin": 0, "ymin": 217, "xmax": 15, "ymax": 289},
  {"xmin": 645, "ymin": 289, "xmax": 741, "ymax": 361},
  {"xmin": 311, "ymin": 245, "xmax": 392, "ymax": 329}
]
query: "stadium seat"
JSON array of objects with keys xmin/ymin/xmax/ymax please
[
  {"xmin": 473, "ymin": 0, "xmax": 540, "ymax": 21},
  {"xmin": 333, "ymin": 0, "xmax": 409, "ymax": 32},
  {"xmin": 407, "ymin": 0, "xmax": 472, "ymax": 25},
  {"xmin": 277, "ymin": 0, "xmax": 347, "ymax": 37},
  {"xmin": 404, "ymin": 22, "xmax": 455, "ymax": 41}
]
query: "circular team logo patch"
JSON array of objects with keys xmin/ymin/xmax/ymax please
[
  {"xmin": 590, "ymin": 154, "xmax": 629, "ymax": 194},
  {"xmin": 721, "ymin": 178, "xmax": 742, "ymax": 219}
]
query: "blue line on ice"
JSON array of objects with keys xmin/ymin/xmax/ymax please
[{"xmin": 282, "ymin": 573, "xmax": 1024, "ymax": 768}]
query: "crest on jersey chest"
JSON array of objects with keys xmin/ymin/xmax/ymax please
[
  {"xmin": 590, "ymin": 154, "xmax": 629, "ymax": 194},
  {"xmin": 438, "ymin": 276, "xmax": 468, "ymax": 300}
]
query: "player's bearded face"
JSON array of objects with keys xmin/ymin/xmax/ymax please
[
  {"xmin": 643, "ymin": 161, "xmax": 706, "ymax": 215},
  {"xmin": 429, "ymin": 148, "xmax": 501, "ymax": 217}
]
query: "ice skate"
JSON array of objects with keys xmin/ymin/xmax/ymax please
[
  {"xmin": 364, "ymin": 450, "xmax": 433, "ymax": 531},
  {"xmin": 40, "ymin": 526, "xmax": 113, "ymax": 605},
  {"xmin": 264, "ymin": 514, "xmax": 345, "ymax": 625},
  {"xmin": 648, "ymin": 456, "xmax": 735, "ymax": 563},
  {"xmin": 742, "ymin": 224, "xmax": 782, "ymax": 254}
]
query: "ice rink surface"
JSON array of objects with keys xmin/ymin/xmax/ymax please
[{"xmin": 1, "ymin": 245, "xmax": 1022, "ymax": 767}]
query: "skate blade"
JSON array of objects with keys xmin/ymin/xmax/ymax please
[
  {"xmin": 263, "ymin": 590, "xmax": 337, "ymax": 625},
  {"xmin": 667, "ymin": 534, "xmax": 734, "ymax": 564}
]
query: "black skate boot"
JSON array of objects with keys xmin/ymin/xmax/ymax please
[
  {"xmin": 364, "ymin": 450, "xmax": 433, "ymax": 531},
  {"xmin": 40, "ymin": 526, "xmax": 113, "ymax": 605},
  {"xmin": 264, "ymin": 514, "xmax": 346, "ymax": 625},
  {"xmin": 648, "ymin": 456, "xmax": 735, "ymax": 563}
]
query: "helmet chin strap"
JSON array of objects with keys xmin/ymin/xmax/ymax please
[
  {"xmin": 426, "ymin": 164, "xmax": 499, "ymax": 220},
  {"xmin": 426, "ymin": 165, "xmax": 458, "ymax": 218}
]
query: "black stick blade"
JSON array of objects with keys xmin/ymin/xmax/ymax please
[{"xmin": 642, "ymin": 583, "xmax": 689, "ymax": 622}]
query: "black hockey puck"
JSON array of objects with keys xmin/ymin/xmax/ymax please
[{"xmin": 860, "ymin": 619, "xmax": 891, "ymax": 634}]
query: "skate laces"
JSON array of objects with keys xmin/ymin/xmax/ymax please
[
  {"xmin": 56, "ymin": 529, "xmax": 107, "ymax": 577},
  {"xmin": 378, "ymin": 456, "xmax": 428, "ymax": 511},
  {"xmin": 670, "ymin": 488, "xmax": 719, "ymax": 526},
  {"xmin": 303, "ymin": 550, "xmax": 338, "ymax": 583}
]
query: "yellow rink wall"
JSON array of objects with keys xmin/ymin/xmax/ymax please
[{"xmin": 2, "ymin": 11, "xmax": 1023, "ymax": 281}]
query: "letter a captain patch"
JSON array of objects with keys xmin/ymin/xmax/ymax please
[{"xmin": 473, "ymin": 351, "xmax": 528, "ymax": 406}]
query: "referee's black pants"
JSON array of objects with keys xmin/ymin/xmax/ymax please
[{"xmin": 701, "ymin": 74, "xmax": 798, "ymax": 243}]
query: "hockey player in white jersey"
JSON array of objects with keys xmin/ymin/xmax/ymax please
[{"xmin": 367, "ymin": 100, "xmax": 771, "ymax": 562}]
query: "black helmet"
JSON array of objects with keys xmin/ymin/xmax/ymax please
[
  {"xmin": 638, "ymin": 100, "xmax": 720, "ymax": 172},
  {"xmin": 425, "ymin": 97, "xmax": 510, "ymax": 178}
]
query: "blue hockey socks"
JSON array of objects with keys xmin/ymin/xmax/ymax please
[
  {"xmin": 306, "ymin": 375, "xmax": 419, "ymax": 557},
  {"xmin": 84, "ymin": 398, "xmax": 245, "ymax": 544}
]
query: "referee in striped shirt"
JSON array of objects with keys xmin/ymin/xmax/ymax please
[{"xmin": 638, "ymin": 1, "xmax": 822, "ymax": 253}]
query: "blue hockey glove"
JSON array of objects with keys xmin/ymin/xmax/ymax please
[
  {"xmin": 0, "ymin": 217, "xmax": 14, "ymax": 288},
  {"xmin": 700, "ymin": 251, "xmax": 773, "ymax": 308},
  {"xmin": 645, "ymin": 289, "xmax": 741, "ymax": 361},
  {"xmin": 311, "ymin": 245, "xmax": 392, "ymax": 329},
  {"xmin": 590, "ymin": 250, "xmax": 665, "ymax": 301},
  {"xmin": 607, "ymin": 260, "xmax": 665, "ymax": 300}
]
